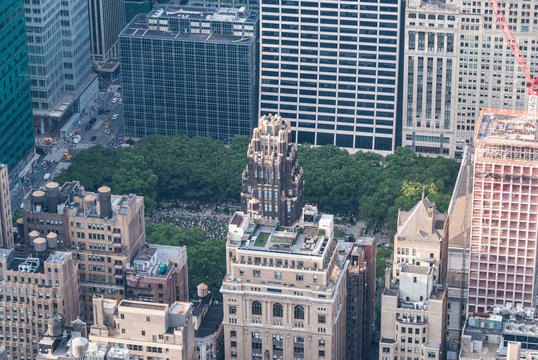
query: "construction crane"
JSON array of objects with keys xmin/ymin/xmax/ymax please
[{"xmin": 486, "ymin": 0, "xmax": 538, "ymax": 120}]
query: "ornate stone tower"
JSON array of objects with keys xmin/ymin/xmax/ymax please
[{"xmin": 241, "ymin": 114, "xmax": 304, "ymax": 226}]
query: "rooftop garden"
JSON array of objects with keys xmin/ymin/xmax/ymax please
[{"xmin": 254, "ymin": 232, "xmax": 271, "ymax": 247}]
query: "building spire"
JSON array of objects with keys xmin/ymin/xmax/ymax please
[{"xmin": 240, "ymin": 114, "xmax": 304, "ymax": 226}]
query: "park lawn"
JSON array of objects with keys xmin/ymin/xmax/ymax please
[{"xmin": 255, "ymin": 232, "xmax": 271, "ymax": 247}]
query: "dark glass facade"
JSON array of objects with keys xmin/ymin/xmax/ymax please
[
  {"xmin": 0, "ymin": 0, "xmax": 34, "ymax": 170},
  {"xmin": 120, "ymin": 8, "xmax": 259, "ymax": 143}
]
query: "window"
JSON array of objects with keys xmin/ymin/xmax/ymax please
[
  {"xmin": 229, "ymin": 306, "xmax": 237, "ymax": 315},
  {"xmin": 274, "ymin": 271, "xmax": 282, "ymax": 279},
  {"xmin": 252, "ymin": 301, "xmax": 262, "ymax": 315},
  {"xmin": 296, "ymin": 274, "xmax": 303, "ymax": 281},
  {"xmin": 141, "ymin": 330, "xmax": 145, "ymax": 336},
  {"xmin": 273, "ymin": 303, "xmax": 283, "ymax": 317},
  {"xmin": 253, "ymin": 270, "xmax": 261, "ymax": 278},
  {"xmin": 146, "ymin": 316, "xmax": 150, "ymax": 322},
  {"xmin": 318, "ymin": 314, "xmax": 326, "ymax": 323},
  {"xmin": 294, "ymin": 305, "xmax": 304, "ymax": 319}
]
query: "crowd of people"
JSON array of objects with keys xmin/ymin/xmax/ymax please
[
  {"xmin": 153, "ymin": 200, "xmax": 239, "ymax": 241},
  {"xmin": 164, "ymin": 215, "xmax": 230, "ymax": 241}
]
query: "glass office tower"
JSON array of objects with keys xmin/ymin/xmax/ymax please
[
  {"xmin": 120, "ymin": 7, "xmax": 259, "ymax": 143},
  {"xmin": 259, "ymin": 0, "xmax": 401, "ymax": 153},
  {"xmin": 0, "ymin": 0, "xmax": 34, "ymax": 170}
]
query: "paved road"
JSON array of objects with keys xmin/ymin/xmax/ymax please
[
  {"xmin": 80, "ymin": 85, "xmax": 125, "ymax": 146},
  {"xmin": 10, "ymin": 83, "xmax": 126, "ymax": 212}
]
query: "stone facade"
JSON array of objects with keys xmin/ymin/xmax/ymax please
[
  {"xmin": 0, "ymin": 248, "xmax": 80, "ymax": 360},
  {"xmin": 221, "ymin": 208, "xmax": 347, "ymax": 360},
  {"xmin": 240, "ymin": 115, "xmax": 304, "ymax": 226}
]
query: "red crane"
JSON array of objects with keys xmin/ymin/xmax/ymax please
[{"xmin": 486, "ymin": 0, "xmax": 538, "ymax": 119}]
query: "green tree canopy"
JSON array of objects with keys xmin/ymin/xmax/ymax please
[{"xmin": 59, "ymin": 136, "xmax": 459, "ymax": 231}]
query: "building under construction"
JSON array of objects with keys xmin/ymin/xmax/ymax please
[{"xmin": 468, "ymin": 109, "xmax": 538, "ymax": 314}]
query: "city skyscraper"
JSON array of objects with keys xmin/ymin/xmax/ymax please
[
  {"xmin": 403, "ymin": 0, "xmax": 538, "ymax": 159},
  {"xmin": 221, "ymin": 207, "xmax": 348, "ymax": 360},
  {"xmin": 402, "ymin": 0, "xmax": 458, "ymax": 157},
  {"xmin": 259, "ymin": 0, "xmax": 401, "ymax": 153},
  {"xmin": 119, "ymin": 6, "xmax": 259, "ymax": 142},
  {"xmin": 89, "ymin": 0, "xmax": 126, "ymax": 63},
  {"xmin": 0, "ymin": 0, "xmax": 34, "ymax": 170},
  {"xmin": 0, "ymin": 165, "xmax": 13, "ymax": 249},
  {"xmin": 240, "ymin": 114, "xmax": 304, "ymax": 226},
  {"xmin": 468, "ymin": 109, "xmax": 538, "ymax": 314},
  {"xmin": 25, "ymin": 0, "xmax": 98, "ymax": 135}
]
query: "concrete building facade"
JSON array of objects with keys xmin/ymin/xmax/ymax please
[
  {"xmin": 403, "ymin": 0, "xmax": 538, "ymax": 159},
  {"xmin": 221, "ymin": 207, "xmax": 348, "ymax": 360},
  {"xmin": 90, "ymin": 298, "xmax": 195, "ymax": 360},
  {"xmin": 24, "ymin": 0, "xmax": 97, "ymax": 135},
  {"xmin": 125, "ymin": 244, "xmax": 189, "ymax": 304},
  {"xmin": 21, "ymin": 182, "xmax": 146, "ymax": 322},
  {"xmin": 454, "ymin": 1, "xmax": 537, "ymax": 156},
  {"xmin": 240, "ymin": 115, "xmax": 305, "ymax": 226},
  {"xmin": 119, "ymin": 6, "xmax": 259, "ymax": 143},
  {"xmin": 259, "ymin": 0, "xmax": 402, "ymax": 153},
  {"xmin": 379, "ymin": 264, "xmax": 447, "ymax": 360},
  {"xmin": 0, "ymin": 165, "xmax": 13, "ymax": 249},
  {"xmin": 402, "ymin": 0, "xmax": 459, "ymax": 157},
  {"xmin": 393, "ymin": 197, "xmax": 447, "ymax": 285},
  {"xmin": 467, "ymin": 110, "xmax": 538, "ymax": 314},
  {"xmin": 0, "ymin": 248, "xmax": 80, "ymax": 360}
]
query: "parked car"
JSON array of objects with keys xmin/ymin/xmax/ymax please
[
  {"xmin": 98, "ymin": 109, "xmax": 104, "ymax": 115},
  {"xmin": 91, "ymin": 136, "xmax": 97, "ymax": 141},
  {"xmin": 112, "ymin": 114, "xmax": 119, "ymax": 120},
  {"xmin": 112, "ymin": 98, "xmax": 118, "ymax": 104},
  {"xmin": 105, "ymin": 109, "xmax": 110, "ymax": 114},
  {"xmin": 89, "ymin": 117, "xmax": 97, "ymax": 125},
  {"xmin": 85, "ymin": 125, "xmax": 92, "ymax": 131},
  {"xmin": 104, "ymin": 116, "xmax": 110, "ymax": 122}
]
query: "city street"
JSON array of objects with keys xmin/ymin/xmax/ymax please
[
  {"xmin": 10, "ymin": 83, "xmax": 126, "ymax": 212},
  {"xmin": 79, "ymin": 84, "xmax": 125, "ymax": 146}
]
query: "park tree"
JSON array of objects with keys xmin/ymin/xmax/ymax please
[{"xmin": 59, "ymin": 135, "xmax": 459, "ymax": 231}]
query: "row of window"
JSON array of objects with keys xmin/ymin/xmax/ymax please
[{"xmin": 237, "ymin": 302, "xmax": 307, "ymax": 320}]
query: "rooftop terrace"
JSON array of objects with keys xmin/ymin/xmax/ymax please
[{"xmin": 229, "ymin": 212, "xmax": 333, "ymax": 256}]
